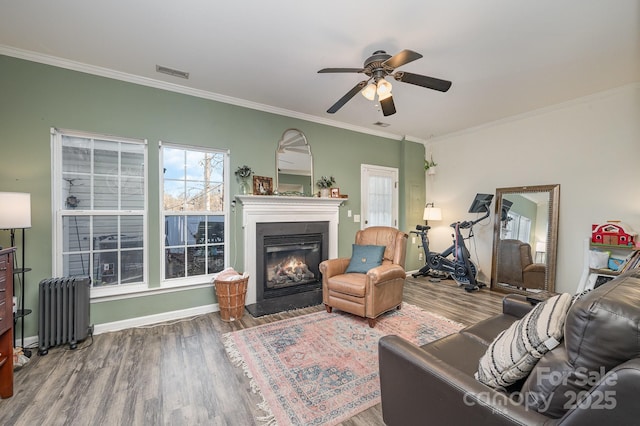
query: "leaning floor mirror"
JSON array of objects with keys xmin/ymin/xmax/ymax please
[{"xmin": 490, "ymin": 184, "xmax": 560, "ymax": 295}]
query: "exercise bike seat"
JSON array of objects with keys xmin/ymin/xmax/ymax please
[{"xmin": 415, "ymin": 225, "xmax": 430, "ymax": 231}]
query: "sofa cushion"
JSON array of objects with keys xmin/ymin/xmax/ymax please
[
  {"xmin": 345, "ymin": 244, "xmax": 385, "ymax": 273},
  {"xmin": 475, "ymin": 293, "xmax": 572, "ymax": 389},
  {"xmin": 421, "ymin": 332, "xmax": 492, "ymax": 377},
  {"xmin": 461, "ymin": 314, "xmax": 521, "ymax": 346},
  {"xmin": 520, "ymin": 270, "xmax": 640, "ymax": 418}
]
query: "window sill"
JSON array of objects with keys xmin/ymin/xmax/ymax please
[{"xmin": 91, "ymin": 279, "xmax": 213, "ymax": 303}]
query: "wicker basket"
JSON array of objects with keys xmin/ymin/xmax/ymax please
[{"xmin": 214, "ymin": 276, "xmax": 248, "ymax": 322}]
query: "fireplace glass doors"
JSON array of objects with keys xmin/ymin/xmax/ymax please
[
  {"xmin": 254, "ymin": 221, "xmax": 328, "ymax": 309},
  {"xmin": 264, "ymin": 235, "xmax": 321, "ymax": 297}
]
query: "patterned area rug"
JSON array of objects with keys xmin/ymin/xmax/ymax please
[{"xmin": 223, "ymin": 303, "xmax": 463, "ymax": 425}]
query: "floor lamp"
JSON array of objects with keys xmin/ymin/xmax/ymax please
[
  {"xmin": 0, "ymin": 192, "xmax": 32, "ymax": 355},
  {"xmin": 423, "ymin": 203, "xmax": 445, "ymax": 281},
  {"xmin": 423, "ymin": 202, "xmax": 442, "ymax": 225}
]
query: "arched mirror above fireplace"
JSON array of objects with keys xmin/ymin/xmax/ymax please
[{"xmin": 275, "ymin": 129, "xmax": 313, "ymax": 196}]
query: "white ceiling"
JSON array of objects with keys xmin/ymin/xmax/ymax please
[{"xmin": 1, "ymin": 0, "xmax": 638, "ymax": 142}]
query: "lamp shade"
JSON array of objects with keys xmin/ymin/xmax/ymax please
[
  {"xmin": 535, "ymin": 241, "xmax": 546, "ymax": 253},
  {"xmin": 0, "ymin": 192, "xmax": 32, "ymax": 229},
  {"xmin": 377, "ymin": 79, "xmax": 392, "ymax": 97},
  {"xmin": 423, "ymin": 206, "xmax": 442, "ymax": 221},
  {"xmin": 361, "ymin": 83, "xmax": 377, "ymax": 101}
]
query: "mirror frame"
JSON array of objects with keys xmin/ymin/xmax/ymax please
[
  {"xmin": 490, "ymin": 184, "xmax": 560, "ymax": 295},
  {"xmin": 275, "ymin": 128, "xmax": 313, "ymax": 196}
]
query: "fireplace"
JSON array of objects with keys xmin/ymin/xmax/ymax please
[
  {"xmin": 235, "ymin": 195, "xmax": 345, "ymax": 317},
  {"xmin": 247, "ymin": 221, "xmax": 328, "ymax": 316}
]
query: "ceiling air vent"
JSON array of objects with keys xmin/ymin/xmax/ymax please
[
  {"xmin": 156, "ymin": 65, "xmax": 190, "ymax": 79},
  {"xmin": 373, "ymin": 121, "xmax": 390, "ymax": 127}
]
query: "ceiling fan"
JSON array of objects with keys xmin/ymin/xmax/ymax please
[{"xmin": 318, "ymin": 49, "xmax": 452, "ymax": 116}]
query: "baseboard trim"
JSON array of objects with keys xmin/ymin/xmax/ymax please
[
  {"xmin": 94, "ymin": 303, "xmax": 219, "ymax": 334},
  {"xmin": 20, "ymin": 303, "xmax": 220, "ymax": 349}
]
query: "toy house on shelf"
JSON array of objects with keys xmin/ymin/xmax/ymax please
[{"xmin": 591, "ymin": 222, "xmax": 636, "ymax": 246}]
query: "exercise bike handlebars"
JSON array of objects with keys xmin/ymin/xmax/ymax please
[{"xmin": 451, "ymin": 205, "xmax": 491, "ymax": 230}]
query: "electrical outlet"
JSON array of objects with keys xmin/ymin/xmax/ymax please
[
  {"xmin": 418, "ymin": 252, "xmax": 423, "ymax": 260},
  {"xmin": 347, "ymin": 210, "xmax": 352, "ymax": 217},
  {"xmin": 354, "ymin": 214, "xmax": 360, "ymax": 223},
  {"xmin": 412, "ymin": 236, "xmax": 416, "ymax": 244}
]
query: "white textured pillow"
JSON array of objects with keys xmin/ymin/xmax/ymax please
[{"xmin": 475, "ymin": 293, "xmax": 573, "ymax": 389}]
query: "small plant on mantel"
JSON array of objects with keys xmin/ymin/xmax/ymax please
[
  {"xmin": 235, "ymin": 165, "xmax": 253, "ymax": 180},
  {"xmin": 316, "ymin": 176, "xmax": 336, "ymax": 189},
  {"xmin": 235, "ymin": 165, "xmax": 253, "ymax": 194}
]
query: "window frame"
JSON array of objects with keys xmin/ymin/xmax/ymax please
[
  {"xmin": 51, "ymin": 128, "xmax": 149, "ymax": 299},
  {"xmin": 159, "ymin": 141, "xmax": 230, "ymax": 288}
]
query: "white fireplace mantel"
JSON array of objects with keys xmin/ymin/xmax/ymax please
[{"xmin": 236, "ymin": 195, "xmax": 346, "ymax": 305}]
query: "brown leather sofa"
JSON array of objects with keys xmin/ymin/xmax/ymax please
[
  {"xmin": 379, "ymin": 270, "xmax": 640, "ymax": 425},
  {"xmin": 319, "ymin": 226, "xmax": 408, "ymax": 327},
  {"xmin": 497, "ymin": 239, "xmax": 546, "ymax": 289}
]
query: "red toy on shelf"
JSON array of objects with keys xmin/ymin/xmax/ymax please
[{"xmin": 592, "ymin": 221, "xmax": 636, "ymax": 246}]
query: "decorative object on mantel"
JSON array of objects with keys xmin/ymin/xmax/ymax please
[
  {"xmin": 235, "ymin": 165, "xmax": 253, "ymax": 195},
  {"xmin": 223, "ymin": 303, "xmax": 462, "ymax": 426},
  {"xmin": 424, "ymin": 155, "xmax": 437, "ymax": 175},
  {"xmin": 316, "ymin": 175, "xmax": 336, "ymax": 198},
  {"xmin": 252, "ymin": 175, "xmax": 273, "ymax": 195}
]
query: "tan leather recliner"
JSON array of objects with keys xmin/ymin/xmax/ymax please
[
  {"xmin": 319, "ymin": 226, "xmax": 408, "ymax": 327},
  {"xmin": 497, "ymin": 239, "xmax": 546, "ymax": 289}
]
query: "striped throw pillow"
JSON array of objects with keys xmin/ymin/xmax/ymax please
[{"xmin": 475, "ymin": 293, "xmax": 572, "ymax": 389}]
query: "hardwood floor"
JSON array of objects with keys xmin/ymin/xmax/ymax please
[{"xmin": 0, "ymin": 277, "xmax": 505, "ymax": 425}]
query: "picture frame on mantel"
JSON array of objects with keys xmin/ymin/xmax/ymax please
[
  {"xmin": 330, "ymin": 187, "xmax": 340, "ymax": 198},
  {"xmin": 253, "ymin": 175, "xmax": 273, "ymax": 195}
]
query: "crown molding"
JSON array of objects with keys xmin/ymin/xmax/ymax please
[
  {"xmin": 426, "ymin": 82, "xmax": 640, "ymax": 145},
  {"xmin": 0, "ymin": 45, "xmax": 422, "ymax": 142}
]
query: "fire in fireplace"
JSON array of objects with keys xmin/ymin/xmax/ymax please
[
  {"xmin": 264, "ymin": 234, "xmax": 321, "ymax": 298},
  {"xmin": 246, "ymin": 221, "xmax": 328, "ymax": 316}
]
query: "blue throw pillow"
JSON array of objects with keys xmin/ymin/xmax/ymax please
[{"xmin": 345, "ymin": 244, "xmax": 386, "ymax": 273}]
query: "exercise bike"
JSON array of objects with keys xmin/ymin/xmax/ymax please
[{"xmin": 411, "ymin": 193, "xmax": 493, "ymax": 292}]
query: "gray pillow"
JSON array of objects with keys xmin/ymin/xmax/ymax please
[{"xmin": 475, "ymin": 293, "xmax": 572, "ymax": 389}]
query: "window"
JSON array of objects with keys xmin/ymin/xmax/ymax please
[
  {"xmin": 161, "ymin": 144, "xmax": 228, "ymax": 284},
  {"xmin": 361, "ymin": 164, "xmax": 398, "ymax": 228},
  {"xmin": 52, "ymin": 129, "xmax": 147, "ymax": 295},
  {"xmin": 503, "ymin": 212, "xmax": 532, "ymax": 243}
]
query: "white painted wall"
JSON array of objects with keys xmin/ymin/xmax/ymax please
[{"xmin": 425, "ymin": 84, "xmax": 640, "ymax": 293}]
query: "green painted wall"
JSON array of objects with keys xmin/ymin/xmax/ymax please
[
  {"xmin": 401, "ymin": 141, "xmax": 426, "ymax": 271},
  {"xmin": 0, "ymin": 55, "xmax": 425, "ymax": 337}
]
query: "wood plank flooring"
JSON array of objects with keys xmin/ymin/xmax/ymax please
[{"xmin": 0, "ymin": 276, "xmax": 505, "ymax": 426}]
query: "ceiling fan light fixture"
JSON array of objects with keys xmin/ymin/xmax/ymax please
[
  {"xmin": 378, "ymin": 90, "xmax": 392, "ymax": 101},
  {"xmin": 361, "ymin": 83, "xmax": 377, "ymax": 101},
  {"xmin": 319, "ymin": 49, "xmax": 452, "ymax": 115},
  {"xmin": 376, "ymin": 79, "xmax": 392, "ymax": 97}
]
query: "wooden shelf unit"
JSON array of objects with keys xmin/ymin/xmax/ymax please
[
  {"xmin": 0, "ymin": 247, "xmax": 15, "ymax": 399},
  {"xmin": 577, "ymin": 240, "xmax": 640, "ymax": 292}
]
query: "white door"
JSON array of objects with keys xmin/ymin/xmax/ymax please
[{"xmin": 361, "ymin": 164, "xmax": 399, "ymax": 229}]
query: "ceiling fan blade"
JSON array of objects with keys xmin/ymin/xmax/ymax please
[
  {"xmin": 318, "ymin": 68, "xmax": 364, "ymax": 73},
  {"xmin": 383, "ymin": 49, "xmax": 423, "ymax": 69},
  {"xmin": 380, "ymin": 95, "xmax": 396, "ymax": 116},
  {"xmin": 327, "ymin": 80, "xmax": 368, "ymax": 114},
  {"xmin": 394, "ymin": 71, "xmax": 452, "ymax": 92}
]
